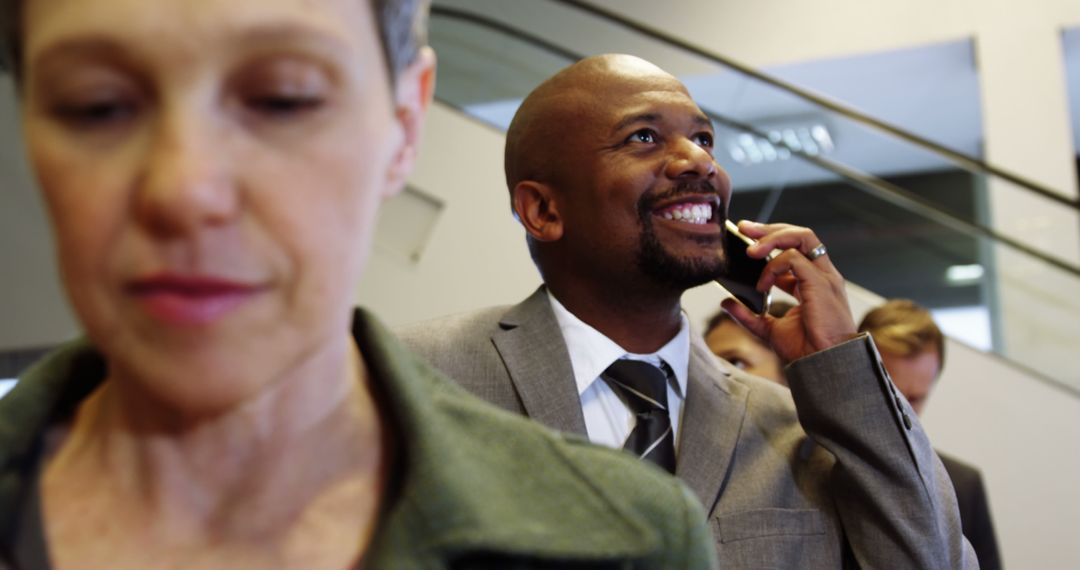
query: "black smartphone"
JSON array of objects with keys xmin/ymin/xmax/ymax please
[{"xmin": 714, "ymin": 220, "xmax": 772, "ymax": 315}]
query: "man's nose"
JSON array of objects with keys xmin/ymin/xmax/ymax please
[
  {"xmin": 665, "ymin": 137, "xmax": 718, "ymax": 180},
  {"xmin": 134, "ymin": 111, "xmax": 239, "ymax": 238}
]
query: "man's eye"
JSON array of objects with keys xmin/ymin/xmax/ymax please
[
  {"xmin": 53, "ymin": 100, "xmax": 137, "ymax": 128},
  {"xmin": 694, "ymin": 132, "xmax": 714, "ymax": 147},
  {"xmin": 245, "ymin": 95, "xmax": 325, "ymax": 117},
  {"xmin": 627, "ymin": 129, "xmax": 657, "ymax": 144}
]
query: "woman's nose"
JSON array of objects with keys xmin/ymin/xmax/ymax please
[{"xmin": 134, "ymin": 111, "xmax": 239, "ymax": 238}]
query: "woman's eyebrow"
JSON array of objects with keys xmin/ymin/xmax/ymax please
[
  {"xmin": 30, "ymin": 23, "xmax": 351, "ymax": 72},
  {"xmin": 30, "ymin": 37, "xmax": 129, "ymax": 72},
  {"xmin": 228, "ymin": 23, "xmax": 352, "ymax": 56}
]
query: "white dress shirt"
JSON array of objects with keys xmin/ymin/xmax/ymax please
[{"xmin": 546, "ymin": 291, "xmax": 690, "ymax": 453}]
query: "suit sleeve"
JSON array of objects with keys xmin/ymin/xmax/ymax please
[{"xmin": 785, "ymin": 333, "xmax": 978, "ymax": 570}]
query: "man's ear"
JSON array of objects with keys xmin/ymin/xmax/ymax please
[
  {"xmin": 512, "ymin": 181, "xmax": 563, "ymax": 242},
  {"xmin": 385, "ymin": 46, "xmax": 437, "ymax": 198}
]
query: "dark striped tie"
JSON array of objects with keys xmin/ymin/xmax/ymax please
[{"xmin": 601, "ymin": 359, "xmax": 676, "ymax": 474}]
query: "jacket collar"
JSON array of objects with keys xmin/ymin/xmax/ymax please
[
  {"xmin": 488, "ymin": 287, "xmax": 752, "ymax": 516},
  {"xmin": 489, "ymin": 287, "xmax": 589, "ymax": 436},
  {"xmin": 0, "ymin": 339, "xmax": 104, "ymax": 556},
  {"xmin": 353, "ymin": 306, "xmax": 659, "ymax": 562},
  {"xmin": 1, "ymin": 310, "xmax": 657, "ymax": 564},
  {"xmin": 674, "ymin": 334, "xmax": 749, "ymax": 513}
]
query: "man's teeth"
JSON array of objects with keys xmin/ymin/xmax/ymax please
[{"xmin": 661, "ymin": 204, "xmax": 713, "ymax": 225}]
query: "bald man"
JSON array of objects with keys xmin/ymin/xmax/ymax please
[{"xmin": 400, "ymin": 54, "xmax": 975, "ymax": 568}]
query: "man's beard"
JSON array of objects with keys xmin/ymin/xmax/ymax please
[{"xmin": 635, "ymin": 182, "xmax": 728, "ymax": 290}]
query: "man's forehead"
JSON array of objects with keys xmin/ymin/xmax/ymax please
[
  {"xmin": 511, "ymin": 55, "xmax": 708, "ymax": 156},
  {"xmin": 575, "ymin": 86, "xmax": 710, "ymax": 132},
  {"xmin": 578, "ymin": 66, "xmax": 690, "ymax": 100}
]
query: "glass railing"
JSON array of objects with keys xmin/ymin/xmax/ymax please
[{"xmin": 429, "ymin": 0, "xmax": 1080, "ymax": 392}]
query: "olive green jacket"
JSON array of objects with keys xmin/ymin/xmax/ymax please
[{"xmin": 0, "ymin": 309, "xmax": 716, "ymax": 569}]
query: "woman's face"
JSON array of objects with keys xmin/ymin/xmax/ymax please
[
  {"xmin": 705, "ymin": 320, "xmax": 786, "ymax": 385},
  {"xmin": 20, "ymin": 0, "xmax": 425, "ymax": 410}
]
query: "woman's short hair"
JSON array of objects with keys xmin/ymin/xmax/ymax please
[
  {"xmin": 0, "ymin": 0, "xmax": 430, "ymax": 82},
  {"xmin": 857, "ymin": 299, "xmax": 945, "ymax": 369}
]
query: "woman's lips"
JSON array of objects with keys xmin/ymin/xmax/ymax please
[{"xmin": 127, "ymin": 274, "xmax": 265, "ymax": 326}]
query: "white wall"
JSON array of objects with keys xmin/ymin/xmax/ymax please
[
  {"xmin": 851, "ymin": 285, "xmax": 1080, "ymax": 569},
  {"xmin": 0, "ymin": 77, "xmax": 78, "ymax": 350},
  {"xmin": 357, "ymin": 107, "xmax": 542, "ymax": 325},
  {"xmin": 925, "ymin": 335, "xmax": 1080, "ymax": 569}
]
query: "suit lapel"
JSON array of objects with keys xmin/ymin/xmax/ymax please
[
  {"xmin": 491, "ymin": 288, "xmax": 589, "ymax": 436},
  {"xmin": 675, "ymin": 337, "xmax": 749, "ymax": 513},
  {"xmin": 489, "ymin": 287, "xmax": 749, "ymax": 514}
]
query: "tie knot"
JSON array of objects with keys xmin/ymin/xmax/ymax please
[{"xmin": 601, "ymin": 359, "xmax": 669, "ymax": 414}]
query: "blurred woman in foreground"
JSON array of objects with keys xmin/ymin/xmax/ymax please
[{"xmin": 0, "ymin": 0, "xmax": 714, "ymax": 568}]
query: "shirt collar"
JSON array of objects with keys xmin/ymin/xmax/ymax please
[{"xmin": 545, "ymin": 291, "xmax": 689, "ymax": 399}]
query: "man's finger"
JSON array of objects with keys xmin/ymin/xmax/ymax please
[
  {"xmin": 739, "ymin": 221, "xmax": 840, "ymax": 274},
  {"xmin": 757, "ymin": 249, "xmax": 825, "ymax": 293},
  {"xmin": 721, "ymin": 297, "xmax": 769, "ymax": 341}
]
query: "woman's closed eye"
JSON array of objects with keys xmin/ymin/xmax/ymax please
[
  {"xmin": 243, "ymin": 93, "xmax": 325, "ymax": 117},
  {"xmin": 52, "ymin": 97, "xmax": 140, "ymax": 129},
  {"xmin": 234, "ymin": 58, "xmax": 335, "ymax": 122}
]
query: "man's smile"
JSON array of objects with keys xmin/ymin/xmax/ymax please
[
  {"xmin": 655, "ymin": 201, "xmax": 715, "ymax": 225},
  {"xmin": 647, "ymin": 194, "xmax": 724, "ymax": 236}
]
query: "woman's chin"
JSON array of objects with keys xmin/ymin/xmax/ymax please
[{"xmin": 106, "ymin": 352, "xmax": 279, "ymax": 421}]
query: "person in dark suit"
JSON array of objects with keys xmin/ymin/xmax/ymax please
[
  {"xmin": 860, "ymin": 299, "xmax": 1003, "ymax": 569},
  {"xmin": 0, "ymin": 2, "xmax": 716, "ymax": 567},
  {"xmin": 400, "ymin": 53, "xmax": 976, "ymax": 568}
]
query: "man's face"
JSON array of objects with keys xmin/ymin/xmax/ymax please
[
  {"xmin": 879, "ymin": 348, "xmax": 941, "ymax": 416},
  {"xmin": 553, "ymin": 67, "xmax": 732, "ymax": 291},
  {"xmin": 21, "ymin": 0, "xmax": 424, "ymax": 411}
]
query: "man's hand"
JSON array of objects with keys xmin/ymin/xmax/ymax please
[{"xmin": 720, "ymin": 221, "xmax": 858, "ymax": 363}]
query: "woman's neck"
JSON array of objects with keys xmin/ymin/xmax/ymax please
[{"xmin": 41, "ymin": 336, "xmax": 390, "ymax": 566}]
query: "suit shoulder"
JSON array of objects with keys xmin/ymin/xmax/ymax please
[
  {"xmin": 691, "ymin": 339, "xmax": 799, "ymax": 418},
  {"xmin": 396, "ymin": 306, "xmax": 508, "ymax": 352},
  {"xmin": 730, "ymin": 367, "xmax": 802, "ymax": 423}
]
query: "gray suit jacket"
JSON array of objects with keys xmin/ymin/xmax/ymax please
[{"xmin": 398, "ymin": 287, "xmax": 976, "ymax": 569}]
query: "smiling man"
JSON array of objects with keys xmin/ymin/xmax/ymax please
[{"xmin": 400, "ymin": 54, "xmax": 977, "ymax": 567}]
